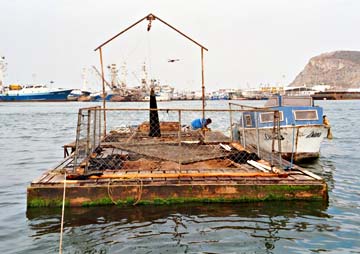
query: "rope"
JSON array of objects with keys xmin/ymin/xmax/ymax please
[
  {"xmin": 59, "ymin": 171, "xmax": 67, "ymax": 254},
  {"xmin": 133, "ymin": 178, "xmax": 143, "ymax": 205},
  {"xmin": 107, "ymin": 180, "xmax": 117, "ymax": 205},
  {"xmin": 146, "ymin": 32, "xmax": 152, "ymax": 79}
]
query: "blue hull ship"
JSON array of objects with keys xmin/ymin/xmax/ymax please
[{"xmin": 0, "ymin": 84, "xmax": 73, "ymax": 102}]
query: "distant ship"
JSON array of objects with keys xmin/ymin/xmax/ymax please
[
  {"xmin": 0, "ymin": 84, "xmax": 73, "ymax": 102},
  {"xmin": 0, "ymin": 56, "xmax": 73, "ymax": 102},
  {"xmin": 311, "ymin": 89, "xmax": 360, "ymax": 100}
]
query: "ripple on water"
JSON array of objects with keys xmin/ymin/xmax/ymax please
[{"xmin": 1, "ymin": 101, "xmax": 360, "ymax": 253}]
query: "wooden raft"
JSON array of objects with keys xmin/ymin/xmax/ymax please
[{"xmin": 29, "ymin": 129, "xmax": 328, "ymax": 207}]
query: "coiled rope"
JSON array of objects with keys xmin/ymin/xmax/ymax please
[
  {"xmin": 107, "ymin": 177, "xmax": 144, "ymax": 206},
  {"xmin": 107, "ymin": 179, "xmax": 117, "ymax": 205},
  {"xmin": 133, "ymin": 178, "xmax": 143, "ymax": 205}
]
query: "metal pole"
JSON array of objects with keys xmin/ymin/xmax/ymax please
[
  {"xmin": 73, "ymin": 109, "xmax": 82, "ymax": 173},
  {"xmin": 271, "ymin": 111, "xmax": 276, "ymax": 166},
  {"xmin": 86, "ymin": 110, "xmax": 91, "ymax": 174},
  {"xmin": 99, "ymin": 47, "xmax": 107, "ymax": 136},
  {"xmin": 255, "ymin": 112, "xmax": 260, "ymax": 157},
  {"xmin": 178, "ymin": 110, "xmax": 182, "ymax": 172},
  {"xmin": 178, "ymin": 110, "xmax": 182, "ymax": 146},
  {"xmin": 229, "ymin": 104, "xmax": 233, "ymax": 141},
  {"xmin": 241, "ymin": 112, "xmax": 246, "ymax": 147},
  {"xmin": 154, "ymin": 14, "xmax": 208, "ymax": 51},
  {"xmin": 94, "ymin": 15, "xmax": 149, "ymax": 51},
  {"xmin": 201, "ymin": 48, "xmax": 205, "ymax": 119},
  {"xmin": 278, "ymin": 115, "xmax": 282, "ymax": 167},
  {"xmin": 95, "ymin": 13, "xmax": 208, "ymax": 51},
  {"xmin": 201, "ymin": 47, "xmax": 205, "ymax": 132},
  {"xmin": 93, "ymin": 109, "xmax": 97, "ymax": 149},
  {"xmin": 98, "ymin": 107, "xmax": 102, "ymax": 145}
]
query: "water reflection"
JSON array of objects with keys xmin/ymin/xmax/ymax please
[
  {"xmin": 299, "ymin": 156, "xmax": 336, "ymax": 191},
  {"xmin": 27, "ymin": 201, "xmax": 331, "ymax": 253}
]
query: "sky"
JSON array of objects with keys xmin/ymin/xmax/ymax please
[{"xmin": 0, "ymin": 0, "xmax": 359, "ymax": 92}]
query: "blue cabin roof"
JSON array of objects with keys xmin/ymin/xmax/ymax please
[{"xmin": 240, "ymin": 95, "xmax": 324, "ymax": 128}]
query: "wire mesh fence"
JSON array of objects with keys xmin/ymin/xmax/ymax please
[
  {"xmin": 229, "ymin": 102, "xmax": 283, "ymax": 167},
  {"xmin": 71, "ymin": 106, "xmax": 283, "ymax": 175}
]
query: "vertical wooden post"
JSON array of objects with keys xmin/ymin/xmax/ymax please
[{"xmin": 99, "ymin": 47, "xmax": 107, "ymax": 136}]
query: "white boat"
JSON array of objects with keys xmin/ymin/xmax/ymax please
[{"xmin": 232, "ymin": 95, "xmax": 331, "ymax": 162}]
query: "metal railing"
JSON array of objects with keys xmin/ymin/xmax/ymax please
[
  {"xmin": 229, "ymin": 102, "xmax": 282, "ymax": 166},
  {"xmin": 72, "ymin": 106, "xmax": 283, "ymax": 175}
]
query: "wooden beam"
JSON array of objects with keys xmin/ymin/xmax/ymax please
[{"xmin": 86, "ymin": 172, "xmax": 288, "ymax": 180}]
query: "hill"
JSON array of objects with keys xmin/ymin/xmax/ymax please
[{"xmin": 290, "ymin": 51, "xmax": 360, "ymax": 89}]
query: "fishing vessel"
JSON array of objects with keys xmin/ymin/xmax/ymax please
[
  {"xmin": 232, "ymin": 95, "xmax": 332, "ymax": 162},
  {"xmin": 0, "ymin": 84, "xmax": 73, "ymax": 102},
  {"xmin": 0, "ymin": 57, "xmax": 73, "ymax": 101}
]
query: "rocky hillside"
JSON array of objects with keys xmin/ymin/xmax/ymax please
[{"xmin": 290, "ymin": 51, "xmax": 360, "ymax": 89}]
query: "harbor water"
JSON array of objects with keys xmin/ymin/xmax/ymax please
[{"xmin": 0, "ymin": 100, "xmax": 359, "ymax": 253}]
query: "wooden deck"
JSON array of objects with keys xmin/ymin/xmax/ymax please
[{"xmin": 28, "ymin": 129, "xmax": 328, "ymax": 207}]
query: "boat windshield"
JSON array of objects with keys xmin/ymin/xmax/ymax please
[
  {"xmin": 265, "ymin": 96, "xmax": 313, "ymax": 107},
  {"xmin": 283, "ymin": 97, "xmax": 312, "ymax": 106}
]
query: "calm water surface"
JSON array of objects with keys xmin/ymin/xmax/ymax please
[{"xmin": 0, "ymin": 100, "xmax": 359, "ymax": 253}]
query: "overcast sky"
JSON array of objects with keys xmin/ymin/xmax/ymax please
[{"xmin": 1, "ymin": 0, "xmax": 359, "ymax": 91}]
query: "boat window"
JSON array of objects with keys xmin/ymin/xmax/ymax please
[
  {"xmin": 294, "ymin": 110, "xmax": 318, "ymax": 120},
  {"xmin": 259, "ymin": 111, "xmax": 284, "ymax": 123},
  {"xmin": 244, "ymin": 114, "xmax": 252, "ymax": 127},
  {"xmin": 34, "ymin": 85, "xmax": 42, "ymax": 88}
]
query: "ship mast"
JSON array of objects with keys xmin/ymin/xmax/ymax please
[
  {"xmin": 120, "ymin": 62, "xmax": 127, "ymax": 89},
  {"xmin": 108, "ymin": 64, "xmax": 119, "ymax": 90},
  {"xmin": 0, "ymin": 56, "xmax": 7, "ymax": 90},
  {"xmin": 141, "ymin": 62, "xmax": 149, "ymax": 91},
  {"xmin": 81, "ymin": 68, "xmax": 88, "ymax": 92}
]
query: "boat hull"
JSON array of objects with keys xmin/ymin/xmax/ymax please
[
  {"xmin": 238, "ymin": 125, "xmax": 328, "ymax": 162},
  {"xmin": 0, "ymin": 89, "xmax": 73, "ymax": 101}
]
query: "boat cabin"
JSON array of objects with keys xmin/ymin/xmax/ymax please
[{"xmin": 239, "ymin": 95, "xmax": 324, "ymax": 128}]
